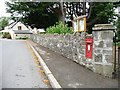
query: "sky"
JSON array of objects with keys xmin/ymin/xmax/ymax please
[{"xmin": 0, "ymin": 0, "xmax": 11, "ymax": 17}]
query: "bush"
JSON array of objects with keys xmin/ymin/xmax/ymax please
[
  {"xmin": 16, "ymin": 37, "xmax": 28, "ymax": 40},
  {"xmin": 116, "ymin": 17, "xmax": 120, "ymax": 39},
  {"xmin": 46, "ymin": 21, "xmax": 73, "ymax": 34},
  {"xmin": 0, "ymin": 32, "xmax": 2, "ymax": 37},
  {"xmin": 2, "ymin": 32, "xmax": 11, "ymax": 39}
]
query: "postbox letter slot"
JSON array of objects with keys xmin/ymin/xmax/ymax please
[{"xmin": 88, "ymin": 45, "xmax": 90, "ymax": 51}]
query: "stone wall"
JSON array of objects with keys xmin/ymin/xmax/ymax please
[
  {"xmin": 30, "ymin": 24, "xmax": 115, "ymax": 77},
  {"xmin": 31, "ymin": 32, "xmax": 94, "ymax": 70}
]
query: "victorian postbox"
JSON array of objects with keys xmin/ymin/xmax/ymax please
[{"xmin": 86, "ymin": 37, "xmax": 93, "ymax": 59}]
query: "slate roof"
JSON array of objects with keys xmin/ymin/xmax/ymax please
[
  {"xmin": 8, "ymin": 22, "xmax": 18, "ymax": 29},
  {"xmin": 13, "ymin": 30, "xmax": 33, "ymax": 34}
]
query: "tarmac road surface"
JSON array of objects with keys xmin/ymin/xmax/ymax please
[
  {"xmin": 1, "ymin": 39, "xmax": 49, "ymax": 88},
  {"xmin": 0, "ymin": 39, "xmax": 2, "ymax": 89}
]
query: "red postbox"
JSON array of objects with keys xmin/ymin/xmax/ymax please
[{"xmin": 86, "ymin": 37, "xmax": 93, "ymax": 59}]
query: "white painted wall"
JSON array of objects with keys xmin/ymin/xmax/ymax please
[
  {"xmin": 12, "ymin": 22, "xmax": 29, "ymax": 30},
  {"xmin": 4, "ymin": 22, "xmax": 31, "ymax": 39},
  {"xmin": 32, "ymin": 28, "xmax": 38, "ymax": 34},
  {"xmin": 13, "ymin": 34, "xmax": 30, "ymax": 39},
  {"xmin": 9, "ymin": 30, "xmax": 15, "ymax": 39}
]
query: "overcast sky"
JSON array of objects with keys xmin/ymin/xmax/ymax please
[{"xmin": 0, "ymin": 0, "xmax": 11, "ymax": 17}]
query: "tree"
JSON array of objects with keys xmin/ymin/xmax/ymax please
[
  {"xmin": 6, "ymin": 2, "xmax": 58, "ymax": 29},
  {"xmin": 65, "ymin": 2, "xmax": 117, "ymax": 33},
  {"xmin": 114, "ymin": 2, "xmax": 120, "ymax": 37},
  {"xmin": 0, "ymin": 17, "xmax": 9, "ymax": 30},
  {"xmin": 87, "ymin": 2, "xmax": 116, "ymax": 33},
  {"xmin": 116, "ymin": 16, "xmax": 120, "ymax": 39},
  {"xmin": 6, "ymin": 1, "xmax": 119, "ymax": 32}
]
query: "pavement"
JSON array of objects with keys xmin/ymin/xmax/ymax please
[
  {"xmin": 28, "ymin": 40, "xmax": 119, "ymax": 88},
  {"xmin": 1, "ymin": 39, "xmax": 50, "ymax": 88}
]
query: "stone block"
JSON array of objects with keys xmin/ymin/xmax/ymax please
[
  {"xmin": 86, "ymin": 62, "xmax": 93, "ymax": 70},
  {"xmin": 105, "ymin": 41, "xmax": 113, "ymax": 47},
  {"xmin": 94, "ymin": 49, "xmax": 101, "ymax": 53},
  {"xmin": 80, "ymin": 45, "xmax": 86, "ymax": 49},
  {"xmin": 73, "ymin": 55, "xmax": 79, "ymax": 63},
  {"xmin": 105, "ymin": 55, "xmax": 112, "ymax": 63},
  {"xmin": 79, "ymin": 49, "xmax": 85, "ymax": 55},
  {"xmin": 94, "ymin": 54, "xmax": 102, "ymax": 62},
  {"xmin": 81, "ymin": 32, "xmax": 86, "ymax": 39},
  {"xmin": 92, "ymin": 31, "xmax": 99, "ymax": 40},
  {"xmin": 101, "ymin": 31, "xmax": 114, "ymax": 40},
  {"xmin": 103, "ymin": 65, "xmax": 113, "ymax": 77},
  {"xmin": 103, "ymin": 50, "xmax": 112, "ymax": 55},
  {"xmin": 75, "ymin": 32, "xmax": 81, "ymax": 37},
  {"xmin": 94, "ymin": 64, "xmax": 103, "ymax": 74},
  {"xmin": 95, "ymin": 41, "xmax": 104, "ymax": 48},
  {"xmin": 81, "ymin": 40, "xmax": 86, "ymax": 45}
]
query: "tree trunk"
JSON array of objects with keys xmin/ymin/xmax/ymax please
[
  {"xmin": 59, "ymin": 1, "xmax": 65, "ymax": 23},
  {"xmin": 58, "ymin": 14, "xmax": 65, "ymax": 23},
  {"xmin": 83, "ymin": 2, "xmax": 86, "ymax": 15}
]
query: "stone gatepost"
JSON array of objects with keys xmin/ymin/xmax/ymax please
[{"xmin": 92, "ymin": 24, "xmax": 115, "ymax": 77}]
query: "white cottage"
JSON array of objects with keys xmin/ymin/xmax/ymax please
[
  {"xmin": 32, "ymin": 28, "xmax": 45, "ymax": 34},
  {"xmin": 4, "ymin": 22, "xmax": 33, "ymax": 39}
]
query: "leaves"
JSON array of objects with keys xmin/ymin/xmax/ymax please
[
  {"xmin": 115, "ymin": 16, "xmax": 120, "ymax": 39},
  {"xmin": 46, "ymin": 21, "xmax": 73, "ymax": 34},
  {"xmin": 6, "ymin": 2, "xmax": 58, "ymax": 28},
  {"xmin": 0, "ymin": 17, "xmax": 9, "ymax": 30},
  {"xmin": 6, "ymin": 1, "xmax": 120, "ymax": 32}
]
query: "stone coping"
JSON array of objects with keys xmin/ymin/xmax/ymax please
[{"xmin": 92, "ymin": 24, "xmax": 115, "ymax": 31}]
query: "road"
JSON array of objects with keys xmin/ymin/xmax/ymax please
[
  {"xmin": 1, "ymin": 39, "xmax": 49, "ymax": 88},
  {"xmin": 0, "ymin": 39, "xmax": 2, "ymax": 89}
]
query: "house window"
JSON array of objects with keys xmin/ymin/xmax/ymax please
[{"xmin": 18, "ymin": 26, "xmax": 22, "ymax": 30}]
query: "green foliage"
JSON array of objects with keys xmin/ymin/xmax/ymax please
[
  {"xmin": 86, "ymin": 2, "xmax": 117, "ymax": 33},
  {"xmin": 46, "ymin": 21, "xmax": 73, "ymax": 34},
  {"xmin": 2, "ymin": 32, "xmax": 11, "ymax": 39},
  {"xmin": 0, "ymin": 32, "xmax": 2, "ymax": 37},
  {"xmin": 96, "ymin": 3, "xmax": 115, "ymax": 22},
  {"xmin": 6, "ymin": 2, "xmax": 58, "ymax": 29},
  {"xmin": 116, "ymin": 17, "xmax": 120, "ymax": 39},
  {"xmin": 16, "ymin": 37, "xmax": 28, "ymax": 40},
  {"xmin": 0, "ymin": 17, "xmax": 9, "ymax": 30},
  {"xmin": 6, "ymin": 2, "xmax": 120, "ymax": 31},
  {"xmin": 117, "ymin": 42, "xmax": 120, "ymax": 47}
]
